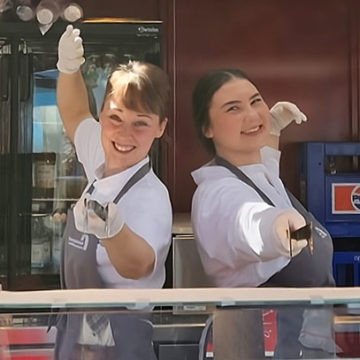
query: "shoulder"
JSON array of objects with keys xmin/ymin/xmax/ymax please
[
  {"xmin": 128, "ymin": 170, "xmax": 172, "ymax": 212},
  {"xmin": 74, "ymin": 117, "xmax": 100, "ymax": 142}
]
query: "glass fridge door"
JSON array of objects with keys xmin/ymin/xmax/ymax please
[
  {"xmin": 11, "ymin": 28, "xmax": 162, "ymax": 289},
  {"xmin": 29, "ymin": 43, "xmax": 89, "ymax": 281}
]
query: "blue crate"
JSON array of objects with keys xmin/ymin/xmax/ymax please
[
  {"xmin": 298, "ymin": 142, "xmax": 360, "ymax": 238},
  {"xmin": 332, "ymin": 252, "xmax": 360, "ymax": 286}
]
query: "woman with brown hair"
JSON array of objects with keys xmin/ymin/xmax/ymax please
[{"xmin": 54, "ymin": 25, "xmax": 172, "ymax": 360}]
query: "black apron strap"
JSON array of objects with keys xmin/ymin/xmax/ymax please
[
  {"xmin": 213, "ymin": 155, "xmax": 310, "ymax": 220},
  {"xmin": 214, "ymin": 155, "xmax": 275, "ymax": 206},
  {"xmin": 113, "ymin": 161, "xmax": 151, "ymax": 204},
  {"xmin": 85, "ymin": 160, "xmax": 151, "ymax": 204}
]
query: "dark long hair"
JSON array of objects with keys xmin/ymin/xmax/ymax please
[{"xmin": 192, "ymin": 69, "xmax": 256, "ymax": 154}]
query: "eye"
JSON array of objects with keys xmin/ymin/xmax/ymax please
[
  {"xmin": 134, "ymin": 120, "xmax": 149, "ymax": 127},
  {"xmin": 109, "ymin": 113, "xmax": 121, "ymax": 122},
  {"xmin": 226, "ymin": 105, "xmax": 240, "ymax": 112},
  {"xmin": 251, "ymin": 97, "xmax": 263, "ymax": 105}
]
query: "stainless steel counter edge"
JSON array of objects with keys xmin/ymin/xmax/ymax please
[{"xmin": 0, "ymin": 287, "xmax": 360, "ymax": 308}]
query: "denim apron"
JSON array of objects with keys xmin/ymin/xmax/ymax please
[
  {"xmin": 213, "ymin": 156, "xmax": 335, "ymax": 359},
  {"xmin": 54, "ymin": 161, "xmax": 157, "ymax": 360}
]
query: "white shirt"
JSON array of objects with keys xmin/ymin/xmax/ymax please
[
  {"xmin": 74, "ymin": 118, "xmax": 172, "ymax": 290},
  {"xmin": 191, "ymin": 146, "xmax": 296, "ymax": 287}
]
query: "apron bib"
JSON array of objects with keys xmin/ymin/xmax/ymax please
[
  {"xmin": 212, "ymin": 156, "xmax": 335, "ymax": 359},
  {"xmin": 54, "ymin": 161, "xmax": 157, "ymax": 360},
  {"xmin": 213, "ymin": 155, "xmax": 335, "ymax": 287}
]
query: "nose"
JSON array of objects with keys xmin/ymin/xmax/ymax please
[
  {"xmin": 115, "ymin": 121, "xmax": 132, "ymax": 136},
  {"xmin": 244, "ymin": 106, "xmax": 261, "ymax": 123}
]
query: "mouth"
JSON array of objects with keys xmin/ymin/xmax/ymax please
[
  {"xmin": 241, "ymin": 125, "xmax": 263, "ymax": 135},
  {"xmin": 113, "ymin": 142, "xmax": 136, "ymax": 153}
]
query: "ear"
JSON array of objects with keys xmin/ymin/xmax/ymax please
[
  {"xmin": 155, "ymin": 117, "xmax": 168, "ymax": 138},
  {"xmin": 98, "ymin": 113, "xmax": 105, "ymax": 126},
  {"xmin": 203, "ymin": 123, "xmax": 213, "ymax": 139}
]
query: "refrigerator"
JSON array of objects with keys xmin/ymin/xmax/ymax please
[{"xmin": 0, "ymin": 19, "xmax": 163, "ymax": 290}]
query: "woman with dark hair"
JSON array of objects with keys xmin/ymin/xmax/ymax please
[
  {"xmin": 191, "ymin": 69, "xmax": 336, "ymax": 359},
  {"xmin": 54, "ymin": 25, "xmax": 172, "ymax": 360}
]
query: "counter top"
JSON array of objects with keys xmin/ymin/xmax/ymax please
[
  {"xmin": 0, "ymin": 287, "xmax": 360, "ymax": 309},
  {"xmin": 172, "ymin": 213, "xmax": 192, "ymax": 234}
]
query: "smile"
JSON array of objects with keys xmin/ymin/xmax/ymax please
[
  {"xmin": 241, "ymin": 125, "xmax": 263, "ymax": 135},
  {"xmin": 113, "ymin": 142, "xmax": 135, "ymax": 153}
]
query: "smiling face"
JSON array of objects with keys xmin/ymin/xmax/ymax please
[
  {"xmin": 204, "ymin": 78, "xmax": 270, "ymax": 165},
  {"xmin": 99, "ymin": 97, "xmax": 167, "ymax": 177}
]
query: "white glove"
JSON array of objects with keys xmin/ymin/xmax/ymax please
[
  {"xmin": 270, "ymin": 101, "xmax": 307, "ymax": 136},
  {"xmin": 57, "ymin": 24, "xmax": 85, "ymax": 74},
  {"xmin": 273, "ymin": 209, "xmax": 308, "ymax": 257},
  {"xmin": 73, "ymin": 194, "xmax": 124, "ymax": 239}
]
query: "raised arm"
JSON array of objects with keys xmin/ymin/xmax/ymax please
[
  {"xmin": 268, "ymin": 101, "xmax": 307, "ymax": 150},
  {"xmin": 56, "ymin": 25, "xmax": 92, "ymax": 143}
]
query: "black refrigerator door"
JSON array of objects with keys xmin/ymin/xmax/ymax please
[
  {"xmin": 3, "ymin": 21, "xmax": 162, "ymax": 290},
  {"xmin": 0, "ymin": 41, "xmax": 11, "ymax": 288}
]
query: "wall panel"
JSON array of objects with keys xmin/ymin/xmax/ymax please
[{"xmin": 170, "ymin": 0, "xmax": 354, "ymax": 211}]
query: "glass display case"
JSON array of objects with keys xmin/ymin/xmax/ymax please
[
  {"xmin": 0, "ymin": 20, "xmax": 163, "ymax": 290},
  {"xmin": 0, "ymin": 287, "xmax": 359, "ymax": 359}
]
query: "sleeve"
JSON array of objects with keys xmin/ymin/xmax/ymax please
[
  {"xmin": 193, "ymin": 178, "xmax": 290, "ymax": 268},
  {"xmin": 73, "ymin": 118, "xmax": 105, "ymax": 180},
  {"xmin": 122, "ymin": 180, "xmax": 172, "ymax": 275},
  {"xmin": 260, "ymin": 146, "xmax": 281, "ymax": 177}
]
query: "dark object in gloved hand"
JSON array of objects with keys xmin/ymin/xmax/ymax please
[
  {"xmin": 289, "ymin": 222, "xmax": 313, "ymax": 256},
  {"xmin": 85, "ymin": 199, "xmax": 108, "ymax": 221}
]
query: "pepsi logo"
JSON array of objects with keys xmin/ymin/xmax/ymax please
[{"xmin": 351, "ymin": 186, "xmax": 360, "ymax": 210}]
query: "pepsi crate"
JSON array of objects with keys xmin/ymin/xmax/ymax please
[
  {"xmin": 298, "ymin": 142, "xmax": 360, "ymax": 238},
  {"xmin": 333, "ymin": 252, "xmax": 360, "ymax": 286}
]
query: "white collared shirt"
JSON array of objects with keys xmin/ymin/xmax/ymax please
[
  {"xmin": 191, "ymin": 146, "xmax": 295, "ymax": 287},
  {"xmin": 74, "ymin": 118, "xmax": 172, "ymax": 290}
]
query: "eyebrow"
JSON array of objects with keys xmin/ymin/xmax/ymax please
[
  {"xmin": 109, "ymin": 103, "xmax": 153, "ymax": 119},
  {"xmin": 220, "ymin": 92, "xmax": 261, "ymax": 109},
  {"xmin": 137, "ymin": 113, "xmax": 153, "ymax": 120}
]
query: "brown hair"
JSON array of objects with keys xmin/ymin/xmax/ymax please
[
  {"xmin": 102, "ymin": 61, "xmax": 170, "ymax": 122},
  {"xmin": 192, "ymin": 68, "xmax": 256, "ymax": 154}
]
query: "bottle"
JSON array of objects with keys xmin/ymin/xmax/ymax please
[
  {"xmin": 31, "ymin": 216, "xmax": 51, "ymax": 269},
  {"xmin": 61, "ymin": 2, "xmax": 82, "ymax": 22},
  {"xmin": 0, "ymin": 0, "xmax": 13, "ymax": 14},
  {"xmin": 32, "ymin": 152, "xmax": 56, "ymax": 199},
  {"xmin": 327, "ymin": 156, "xmax": 337, "ymax": 175},
  {"xmin": 16, "ymin": 0, "xmax": 35, "ymax": 21},
  {"xmin": 36, "ymin": 0, "xmax": 61, "ymax": 25},
  {"xmin": 50, "ymin": 210, "xmax": 66, "ymax": 270}
]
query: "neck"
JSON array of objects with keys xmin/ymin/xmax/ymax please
[
  {"xmin": 103, "ymin": 157, "xmax": 148, "ymax": 178},
  {"xmin": 215, "ymin": 149, "xmax": 261, "ymax": 167}
]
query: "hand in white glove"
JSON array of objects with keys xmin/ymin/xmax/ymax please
[
  {"xmin": 57, "ymin": 24, "xmax": 85, "ymax": 74},
  {"xmin": 73, "ymin": 194, "xmax": 124, "ymax": 239},
  {"xmin": 270, "ymin": 101, "xmax": 307, "ymax": 136},
  {"xmin": 273, "ymin": 209, "xmax": 308, "ymax": 257}
]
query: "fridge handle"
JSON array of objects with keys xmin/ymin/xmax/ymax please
[
  {"xmin": 19, "ymin": 42, "xmax": 31, "ymax": 102},
  {"xmin": 0, "ymin": 45, "xmax": 10, "ymax": 102}
]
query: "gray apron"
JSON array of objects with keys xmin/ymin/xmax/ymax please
[
  {"xmin": 213, "ymin": 156, "xmax": 335, "ymax": 359},
  {"xmin": 54, "ymin": 161, "xmax": 157, "ymax": 360}
]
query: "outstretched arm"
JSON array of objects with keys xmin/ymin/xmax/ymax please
[{"xmin": 56, "ymin": 25, "xmax": 91, "ymax": 143}]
